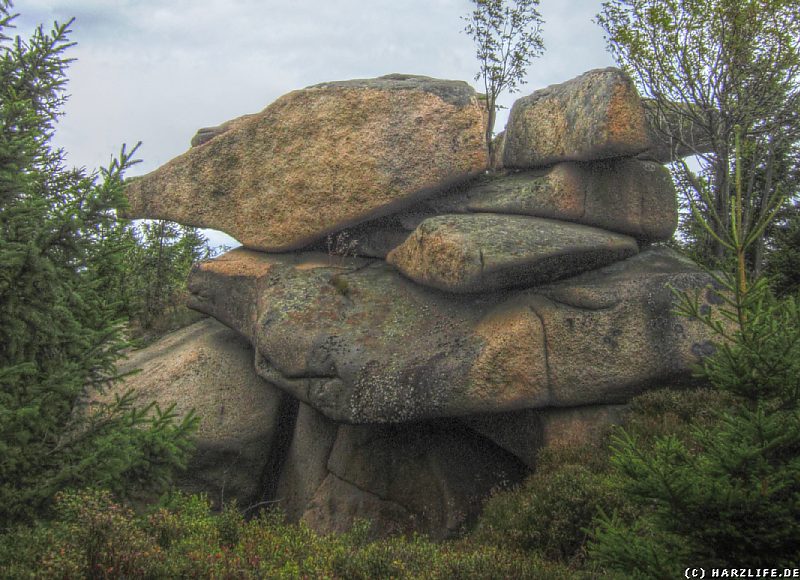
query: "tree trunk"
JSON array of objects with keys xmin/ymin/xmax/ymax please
[
  {"xmin": 713, "ymin": 157, "xmax": 731, "ymax": 262},
  {"xmin": 485, "ymin": 99, "xmax": 496, "ymax": 170},
  {"xmin": 751, "ymin": 234, "xmax": 765, "ymax": 278}
]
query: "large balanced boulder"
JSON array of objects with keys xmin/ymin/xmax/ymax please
[
  {"xmin": 188, "ymin": 247, "xmax": 718, "ymax": 423},
  {"xmin": 304, "ymin": 156, "xmax": 677, "ymax": 260},
  {"xmin": 124, "ymin": 74, "xmax": 488, "ymax": 251},
  {"xmin": 115, "ymin": 68, "xmax": 738, "ymax": 540},
  {"xmin": 503, "ymin": 68, "xmax": 651, "ymax": 168},
  {"xmin": 114, "ymin": 318, "xmax": 286, "ymax": 508},
  {"xmin": 386, "ymin": 213, "xmax": 638, "ymax": 293}
]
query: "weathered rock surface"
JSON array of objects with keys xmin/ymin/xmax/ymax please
[
  {"xmin": 188, "ymin": 247, "xmax": 717, "ymax": 423},
  {"xmin": 124, "ymin": 74, "xmax": 487, "ymax": 251},
  {"xmin": 310, "ymin": 157, "xmax": 677, "ymax": 258},
  {"xmin": 274, "ymin": 402, "xmax": 339, "ymax": 521},
  {"xmin": 460, "ymin": 159, "xmax": 677, "ymax": 241},
  {"xmin": 323, "ymin": 128, "xmax": 680, "ymax": 260},
  {"xmin": 322, "ymin": 421, "xmax": 527, "ymax": 538},
  {"xmin": 301, "ymin": 473, "xmax": 417, "ymax": 537},
  {"xmin": 386, "ymin": 213, "xmax": 639, "ymax": 293},
  {"xmin": 462, "ymin": 404, "xmax": 628, "ymax": 468},
  {"xmin": 118, "ymin": 67, "xmax": 737, "ymax": 540},
  {"xmin": 503, "ymin": 68, "xmax": 651, "ymax": 168},
  {"xmin": 109, "ymin": 322, "xmax": 535, "ymax": 539},
  {"xmin": 272, "ymin": 402, "xmax": 528, "ymax": 538},
  {"xmin": 189, "ymin": 114, "xmax": 257, "ymax": 148},
  {"xmin": 115, "ymin": 318, "xmax": 285, "ymax": 508}
]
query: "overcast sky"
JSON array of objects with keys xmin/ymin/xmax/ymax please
[{"xmin": 15, "ymin": 0, "xmax": 615, "ymax": 246}]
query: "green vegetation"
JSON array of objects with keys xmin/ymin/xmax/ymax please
[
  {"xmin": 1, "ymin": 0, "xmax": 799, "ymax": 577},
  {"xmin": 462, "ymin": 0, "xmax": 545, "ymax": 167},
  {"xmin": 0, "ymin": 388, "xmax": 736, "ymax": 578},
  {"xmin": 765, "ymin": 201, "xmax": 800, "ymax": 296},
  {"xmin": 0, "ymin": 490, "xmax": 584, "ymax": 579},
  {"xmin": 589, "ymin": 223, "xmax": 800, "ymax": 573},
  {"xmin": 107, "ymin": 220, "xmax": 215, "ymax": 341},
  {"xmin": 590, "ymin": 297, "xmax": 800, "ymax": 573},
  {"xmin": 597, "ymin": 0, "xmax": 800, "ymax": 274},
  {"xmin": 588, "ymin": 4, "xmax": 800, "ymax": 570},
  {"xmin": 0, "ymin": 1, "xmax": 202, "ymax": 527}
]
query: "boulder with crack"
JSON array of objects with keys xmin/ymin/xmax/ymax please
[
  {"xmin": 188, "ymin": 247, "xmax": 719, "ymax": 424},
  {"xmin": 112, "ymin": 318, "xmax": 288, "ymax": 508}
]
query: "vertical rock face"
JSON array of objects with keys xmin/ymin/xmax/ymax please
[
  {"xmin": 127, "ymin": 68, "xmax": 725, "ymax": 539},
  {"xmin": 123, "ymin": 74, "xmax": 488, "ymax": 251},
  {"xmin": 275, "ymin": 404, "xmax": 529, "ymax": 539},
  {"xmin": 274, "ymin": 403, "xmax": 339, "ymax": 521},
  {"xmin": 319, "ymin": 421, "xmax": 528, "ymax": 538}
]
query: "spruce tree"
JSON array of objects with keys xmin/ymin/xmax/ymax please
[
  {"xmin": 122, "ymin": 221, "xmax": 213, "ymax": 333},
  {"xmin": 589, "ymin": 131, "xmax": 800, "ymax": 573},
  {"xmin": 0, "ymin": 1, "xmax": 196, "ymax": 525}
]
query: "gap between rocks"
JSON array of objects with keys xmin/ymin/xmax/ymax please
[{"xmin": 258, "ymin": 392, "xmax": 300, "ymax": 505}]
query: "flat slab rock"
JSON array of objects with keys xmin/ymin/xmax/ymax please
[
  {"xmin": 459, "ymin": 158, "xmax": 678, "ymax": 241},
  {"xmin": 188, "ymin": 247, "xmax": 720, "ymax": 423},
  {"xmin": 386, "ymin": 213, "xmax": 639, "ymax": 293},
  {"xmin": 305, "ymin": 157, "xmax": 677, "ymax": 259},
  {"xmin": 123, "ymin": 74, "xmax": 487, "ymax": 251},
  {"xmin": 503, "ymin": 67, "xmax": 651, "ymax": 168}
]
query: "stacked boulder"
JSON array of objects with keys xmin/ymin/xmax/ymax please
[{"xmin": 122, "ymin": 69, "xmax": 719, "ymax": 538}]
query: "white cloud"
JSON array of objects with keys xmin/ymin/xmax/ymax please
[{"xmin": 11, "ymin": 0, "xmax": 615, "ymax": 248}]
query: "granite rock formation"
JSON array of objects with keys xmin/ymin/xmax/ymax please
[
  {"xmin": 114, "ymin": 318, "xmax": 287, "ymax": 508},
  {"xmin": 123, "ymin": 68, "xmax": 721, "ymax": 538},
  {"xmin": 123, "ymin": 74, "xmax": 487, "ymax": 251},
  {"xmin": 187, "ymin": 246, "xmax": 714, "ymax": 424},
  {"xmin": 503, "ymin": 68, "xmax": 652, "ymax": 167}
]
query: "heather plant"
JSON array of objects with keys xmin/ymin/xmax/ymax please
[
  {"xmin": 471, "ymin": 388, "xmax": 731, "ymax": 571},
  {"xmin": 472, "ymin": 444, "xmax": 620, "ymax": 565},
  {"xmin": 0, "ymin": 489, "xmax": 584, "ymax": 579}
]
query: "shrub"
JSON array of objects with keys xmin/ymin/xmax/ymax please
[
  {"xmin": 0, "ymin": 489, "xmax": 164, "ymax": 579},
  {"xmin": 0, "ymin": 489, "xmax": 587, "ymax": 579},
  {"xmin": 467, "ymin": 387, "xmax": 736, "ymax": 573},
  {"xmin": 622, "ymin": 387, "xmax": 736, "ymax": 445},
  {"xmin": 590, "ymin": 282, "xmax": 800, "ymax": 573},
  {"xmin": 471, "ymin": 443, "xmax": 628, "ymax": 566}
]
